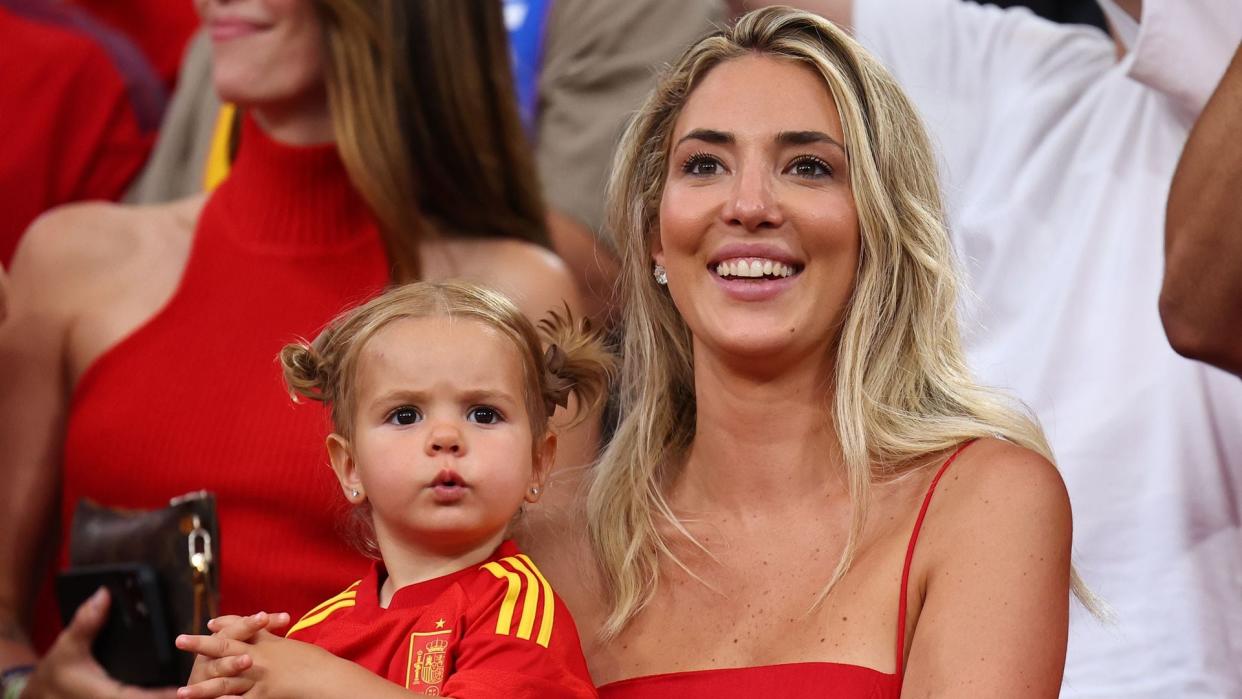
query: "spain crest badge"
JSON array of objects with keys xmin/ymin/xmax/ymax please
[{"xmin": 406, "ymin": 630, "xmax": 452, "ymax": 694}]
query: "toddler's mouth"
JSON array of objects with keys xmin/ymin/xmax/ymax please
[
  {"xmin": 429, "ymin": 469, "xmax": 468, "ymax": 503},
  {"xmin": 431, "ymin": 468, "xmax": 467, "ymax": 488}
]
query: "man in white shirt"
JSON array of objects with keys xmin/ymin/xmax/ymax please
[{"xmin": 758, "ymin": 0, "xmax": 1242, "ymax": 695}]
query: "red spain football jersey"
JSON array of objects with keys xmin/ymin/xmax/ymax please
[{"xmin": 286, "ymin": 540, "xmax": 596, "ymax": 697}]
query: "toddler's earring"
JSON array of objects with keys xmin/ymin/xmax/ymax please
[
  {"xmin": 529, "ymin": 486, "xmax": 540, "ymax": 497},
  {"xmin": 653, "ymin": 264, "xmax": 668, "ymax": 285}
]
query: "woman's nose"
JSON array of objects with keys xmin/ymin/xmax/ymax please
[{"xmin": 722, "ymin": 167, "xmax": 783, "ymax": 231}]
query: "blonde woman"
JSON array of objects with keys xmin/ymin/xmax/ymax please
[{"xmin": 525, "ymin": 7, "xmax": 1078, "ymax": 697}]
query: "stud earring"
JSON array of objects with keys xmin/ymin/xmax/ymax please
[
  {"xmin": 529, "ymin": 486, "xmax": 540, "ymax": 497},
  {"xmin": 653, "ymin": 264, "xmax": 668, "ymax": 285},
  {"xmin": 350, "ymin": 489, "xmax": 359, "ymax": 498}
]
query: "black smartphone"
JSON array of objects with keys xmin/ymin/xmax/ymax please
[{"xmin": 55, "ymin": 563, "xmax": 179, "ymax": 687}]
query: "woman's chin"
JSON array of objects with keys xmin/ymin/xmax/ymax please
[{"xmin": 698, "ymin": 332, "xmax": 826, "ymax": 372}]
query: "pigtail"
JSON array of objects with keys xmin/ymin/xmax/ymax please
[
  {"xmin": 279, "ymin": 340, "xmax": 331, "ymax": 404},
  {"xmin": 537, "ymin": 305, "xmax": 617, "ymax": 428}
]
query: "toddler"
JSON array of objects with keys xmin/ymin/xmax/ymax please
[{"xmin": 176, "ymin": 282, "xmax": 610, "ymax": 698}]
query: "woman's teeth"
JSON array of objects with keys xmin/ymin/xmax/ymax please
[{"xmin": 714, "ymin": 258, "xmax": 796, "ymax": 279}]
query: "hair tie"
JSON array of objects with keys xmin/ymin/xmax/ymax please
[{"xmin": 543, "ymin": 344, "xmax": 573, "ymax": 415}]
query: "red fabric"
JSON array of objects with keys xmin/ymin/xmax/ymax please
[
  {"xmin": 33, "ymin": 115, "xmax": 389, "ymax": 651},
  {"xmin": 598, "ymin": 441, "xmax": 977, "ymax": 698},
  {"xmin": 895, "ymin": 438, "xmax": 976, "ymax": 677},
  {"xmin": 68, "ymin": 0, "xmax": 199, "ymax": 91},
  {"xmin": 0, "ymin": 3, "xmax": 158, "ymax": 265},
  {"xmin": 598, "ymin": 663, "xmax": 898, "ymax": 698},
  {"xmin": 287, "ymin": 541, "xmax": 596, "ymax": 698}
]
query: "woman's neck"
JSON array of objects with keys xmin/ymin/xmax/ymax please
[
  {"xmin": 676, "ymin": 342, "xmax": 846, "ymax": 513},
  {"xmin": 249, "ymin": 88, "xmax": 333, "ymax": 145}
]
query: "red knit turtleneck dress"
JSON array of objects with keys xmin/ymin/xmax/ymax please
[{"xmin": 33, "ymin": 117, "xmax": 390, "ymax": 648}]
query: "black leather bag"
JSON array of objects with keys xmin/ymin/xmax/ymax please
[{"xmin": 65, "ymin": 491, "xmax": 220, "ymax": 683}]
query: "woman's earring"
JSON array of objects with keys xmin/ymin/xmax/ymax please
[
  {"xmin": 350, "ymin": 488, "xmax": 359, "ymax": 499},
  {"xmin": 529, "ymin": 486, "xmax": 540, "ymax": 497},
  {"xmin": 653, "ymin": 264, "xmax": 668, "ymax": 285}
]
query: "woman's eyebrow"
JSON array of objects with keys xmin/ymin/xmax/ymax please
[
  {"xmin": 778, "ymin": 130, "xmax": 845, "ymax": 152},
  {"xmin": 674, "ymin": 128, "xmax": 846, "ymax": 153},
  {"xmin": 675, "ymin": 128, "xmax": 733, "ymax": 148}
]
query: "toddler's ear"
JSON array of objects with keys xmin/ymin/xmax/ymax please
[
  {"xmin": 526, "ymin": 432, "xmax": 557, "ymax": 503},
  {"xmin": 327, "ymin": 433, "xmax": 365, "ymax": 503}
]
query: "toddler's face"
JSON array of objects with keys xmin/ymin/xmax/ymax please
[{"xmin": 336, "ymin": 316, "xmax": 546, "ymax": 557}]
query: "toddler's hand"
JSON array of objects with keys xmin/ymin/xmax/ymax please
[
  {"xmin": 177, "ymin": 633, "xmax": 256, "ymax": 698},
  {"xmin": 180, "ymin": 611, "xmax": 292, "ymax": 688},
  {"xmin": 177, "ymin": 631, "xmax": 335, "ymax": 699},
  {"xmin": 207, "ymin": 611, "xmax": 292, "ymax": 640}
]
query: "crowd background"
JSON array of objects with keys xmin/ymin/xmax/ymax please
[{"xmin": 0, "ymin": 1, "xmax": 1239, "ymax": 698}]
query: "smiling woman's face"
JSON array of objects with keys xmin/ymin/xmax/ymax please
[{"xmin": 656, "ymin": 54, "xmax": 860, "ymax": 370}]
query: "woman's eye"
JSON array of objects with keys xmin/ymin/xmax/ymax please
[
  {"xmin": 388, "ymin": 407, "xmax": 421, "ymax": 425},
  {"xmin": 467, "ymin": 406, "xmax": 502, "ymax": 425},
  {"xmin": 789, "ymin": 156, "xmax": 832, "ymax": 178},
  {"xmin": 683, "ymin": 153, "xmax": 723, "ymax": 176}
]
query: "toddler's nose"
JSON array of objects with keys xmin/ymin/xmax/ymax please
[{"xmin": 426, "ymin": 423, "xmax": 464, "ymax": 455}]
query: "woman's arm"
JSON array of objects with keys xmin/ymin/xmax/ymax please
[
  {"xmin": 0, "ymin": 206, "xmax": 180, "ymax": 699},
  {"xmin": 0, "ymin": 262, "xmax": 8, "ymax": 325},
  {"xmin": 0, "ymin": 214, "xmax": 79, "ymax": 675},
  {"xmin": 899, "ymin": 439, "xmax": 1072, "ymax": 698}
]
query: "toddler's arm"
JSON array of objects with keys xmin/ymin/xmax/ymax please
[{"xmin": 177, "ymin": 630, "xmax": 419, "ymax": 699}]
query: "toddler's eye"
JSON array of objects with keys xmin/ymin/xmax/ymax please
[
  {"xmin": 468, "ymin": 406, "xmax": 502, "ymax": 425},
  {"xmin": 388, "ymin": 407, "xmax": 421, "ymax": 425}
]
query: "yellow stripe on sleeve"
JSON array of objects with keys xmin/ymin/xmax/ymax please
[
  {"xmin": 300, "ymin": 581, "xmax": 360, "ymax": 620},
  {"xmin": 516, "ymin": 554, "xmax": 556, "ymax": 648},
  {"xmin": 482, "ymin": 561, "xmax": 522, "ymax": 635},
  {"xmin": 502, "ymin": 556, "xmax": 541, "ymax": 642},
  {"xmin": 286, "ymin": 598, "xmax": 356, "ymax": 637}
]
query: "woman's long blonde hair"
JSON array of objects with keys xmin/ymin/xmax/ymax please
[{"xmin": 590, "ymin": 6, "xmax": 1093, "ymax": 638}]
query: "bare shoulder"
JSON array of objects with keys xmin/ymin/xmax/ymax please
[
  {"xmin": 11, "ymin": 197, "xmax": 201, "ymax": 311},
  {"xmin": 936, "ymin": 437, "xmax": 1066, "ymax": 495},
  {"xmin": 899, "ymin": 445, "xmax": 1071, "ymax": 694},
  {"xmin": 920, "ymin": 437, "xmax": 1072, "ymax": 563},
  {"xmin": 441, "ymin": 237, "xmax": 581, "ymax": 318}
]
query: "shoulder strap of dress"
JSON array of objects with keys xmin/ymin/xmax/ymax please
[{"xmin": 894, "ymin": 439, "xmax": 978, "ymax": 677}]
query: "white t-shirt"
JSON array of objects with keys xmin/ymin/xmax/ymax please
[{"xmin": 855, "ymin": 2, "xmax": 1242, "ymax": 697}]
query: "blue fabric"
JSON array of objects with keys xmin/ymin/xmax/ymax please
[{"xmin": 503, "ymin": 0, "xmax": 551, "ymax": 136}]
